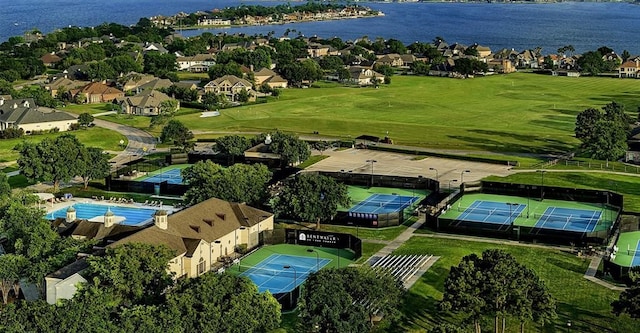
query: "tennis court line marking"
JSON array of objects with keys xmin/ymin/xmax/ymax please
[
  {"xmin": 246, "ymin": 254, "xmax": 330, "ymax": 293},
  {"xmin": 632, "ymin": 239, "xmax": 640, "ymax": 267},
  {"xmin": 582, "ymin": 210, "xmax": 600, "ymax": 233}
]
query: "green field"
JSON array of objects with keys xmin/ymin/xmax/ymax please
[
  {"xmin": 393, "ymin": 237, "xmax": 637, "ymax": 333},
  {"xmin": 0, "ymin": 128, "xmax": 125, "ymax": 163},
  {"xmin": 162, "ymin": 74, "xmax": 640, "ymax": 153},
  {"xmin": 441, "ymin": 193, "xmax": 616, "ymax": 231},
  {"xmin": 612, "ymin": 231, "xmax": 640, "ymax": 267}
]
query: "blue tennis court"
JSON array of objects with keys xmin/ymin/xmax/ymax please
[
  {"xmin": 632, "ymin": 240, "xmax": 640, "ymax": 267},
  {"xmin": 140, "ymin": 168, "xmax": 184, "ymax": 185},
  {"xmin": 457, "ymin": 200, "xmax": 526, "ymax": 225},
  {"xmin": 240, "ymin": 254, "xmax": 331, "ymax": 294},
  {"xmin": 533, "ymin": 207, "xmax": 601, "ymax": 232},
  {"xmin": 349, "ymin": 193, "xmax": 419, "ymax": 214}
]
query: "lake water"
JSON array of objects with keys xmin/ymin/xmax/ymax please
[{"xmin": 3, "ymin": 0, "xmax": 640, "ymax": 54}]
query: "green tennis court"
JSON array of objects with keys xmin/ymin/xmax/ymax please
[
  {"xmin": 342, "ymin": 185, "xmax": 430, "ymax": 212},
  {"xmin": 441, "ymin": 193, "xmax": 617, "ymax": 232},
  {"xmin": 611, "ymin": 231, "xmax": 640, "ymax": 268}
]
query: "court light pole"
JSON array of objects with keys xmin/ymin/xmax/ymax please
[
  {"xmin": 366, "ymin": 159, "xmax": 377, "ymax": 187},
  {"xmin": 283, "ymin": 265, "xmax": 298, "ymax": 307},
  {"xmin": 307, "ymin": 249, "xmax": 319, "ymax": 270},
  {"xmin": 566, "ymin": 320, "xmax": 571, "ymax": 333},
  {"xmin": 537, "ymin": 170, "xmax": 546, "ymax": 200},
  {"xmin": 448, "ymin": 179, "xmax": 458, "ymax": 192},
  {"xmin": 429, "ymin": 167, "xmax": 438, "ymax": 181},
  {"xmin": 460, "ymin": 170, "xmax": 470, "ymax": 184}
]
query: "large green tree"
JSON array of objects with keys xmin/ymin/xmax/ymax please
[
  {"xmin": 15, "ymin": 134, "xmax": 85, "ymax": 192},
  {"xmin": 254, "ymin": 130, "xmax": 311, "ymax": 167},
  {"xmin": 576, "ymin": 102, "xmax": 630, "ymax": 161},
  {"xmin": 612, "ymin": 269, "xmax": 640, "ymax": 319},
  {"xmin": 78, "ymin": 147, "xmax": 110, "ymax": 189},
  {"xmin": 86, "ymin": 243, "xmax": 175, "ymax": 305},
  {"xmin": 182, "ymin": 160, "xmax": 272, "ymax": 206},
  {"xmin": 0, "ymin": 254, "xmax": 28, "ymax": 305},
  {"xmin": 160, "ymin": 119, "xmax": 194, "ymax": 152},
  {"xmin": 165, "ymin": 273, "xmax": 281, "ymax": 333},
  {"xmin": 299, "ymin": 267, "xmax": 403, "ymax": 333},
  {"xmin": 271, "ymin": 173, "xmax": 350, "ymax": 230},
  {"xmin": 441, "ymin": 249, "xmax": 556, "ymax": 333},
  {"xmin": 215, "ymin": 135, "xmax": 252, "ymax": 164}
]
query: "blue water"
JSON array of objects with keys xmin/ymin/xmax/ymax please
[
  {"xmin": 3, "ymin": 1, "xmax": 640, "ymax": 54},
  {"xmin": 47, "ymin": 203, "xmax": 159, "ymax": 226}
]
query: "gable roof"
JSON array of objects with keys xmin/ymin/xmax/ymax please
[
  {"xmin": 47, "ymin": 258, "xmax": 89, "ymax": 280},
  {"xmin": 205, "ymin": 75, "xmax": 252, "ymax": 89},
  {"xmin": 110, "ymin": 197, "xmax": 272, "ymax": 257},
  {"xmin": 254, "ymin": 68, "xmax": 277, "ymax": 77},
  {"xmin": 41, "ymin": 53, "xmax": 62, "ymax": 64},
  {"xmin": 138, "ymin": 78, "xmax": 173, "ymax": 92},
  {"xmin": 118, "ymin": 90, "xmax": 173, "ymax": 109},
  {"xmin": 0, "ymin": 98, "xmax": 76, "ymax": 125},
  {"xmin": 72, "ymin": 219, "xmax": 143, "ymax": 241},
  {"xmin": 72, "ymin": 82, "xmax": 123, "ymax": 96}
]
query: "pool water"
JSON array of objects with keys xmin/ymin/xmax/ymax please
[{"xmin": 47, "ymin": 203, "xmax": 159, "ymax": 226}]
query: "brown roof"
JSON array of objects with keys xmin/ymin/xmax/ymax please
[
  {"xmin": 41, "ymin": 53, "xmax": 62, "ymax": 64},
  {"xmin": 72, "ymin": 82, "xmax": 123, "ymax": 96},
  {"xmin": 72, "ymin": 220, "xmax": 143, "ymax": 241},
  {"xmin": 110, "ymin": 198, "xmax": 272, "ymax": 256}
]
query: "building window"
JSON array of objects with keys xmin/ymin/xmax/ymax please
[{"xmin": 198, "ymin": 258, "xmax": 206, "ymax": 275}]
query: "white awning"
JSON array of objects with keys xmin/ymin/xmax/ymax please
[{"xmin": 35, "ymin": 193, "xmax": 55, "ymax": 201}]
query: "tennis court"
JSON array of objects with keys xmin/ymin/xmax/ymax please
[
  {"xmin": 533, "ymin": 207, "xmax": 601, "ymax": 232},
  {"xmin": 136, "ymin": 165, "xmax": 187, "ymax": 185},
  {"xmin": 611, "ymin": 231, "xmax": 640, "ymax": 268},
  {"xmin": 457, "ymin": 200, "xmax": 525, "ymax": 225},
  {"xmin": 441, "ymin": 193, "xmax": 617, "ymax": 233},
  {"xmin": 349, "ymin": 193, "xmax": 419, "ymax": 214},
  {"xmin": 239, "ymin": 254, "xmax": 330, "ymax": 293}
]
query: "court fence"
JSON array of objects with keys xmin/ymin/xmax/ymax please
[
  {"xmin": 313, "ymin": 171, "xmax": 439, "ymax": 228},
  {"xmin": 425, "ymin": 181, "xmax": 622, "ymax": 245},
  {"xmin": 603, "ymin": 213, "xmax": 640, "ymax": 280}
]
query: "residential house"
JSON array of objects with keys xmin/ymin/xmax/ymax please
[
  {"xmin": 222, "ymin": 41, "xmax": 257, "ymax": 51},
  {"xmin": 41, "ymin": 53, "xmax": 63, "ymax": 67},
  {"xmin": 399, "ymin": 54, "xmax": 416, "ymax": 68},
  {"xmin": 307, "ymin": 43, "xmax": 339, "ymax": 58},
  {"xmin": 143, "ymin": 42, "xmax": 168, "ymax": 54},
  {"xmin": 517, "ymin": 49, "xmax": 540, "ymax": 69},
  {"xmin": 116, "ymin": 90, "xmax": 178, "ymax": 116},
  {"xmin": 61, "ymin": 64, "xmax": 90, "ymax": 81},
  {"xmin": 602, "ymin": 52, "xmax": 622, "ymax": 64},
  {"xmin": 375, "ymin": 54, "xmax": 403, "ymax": 67},
  {"xmin": 0, "ymin": 98, "xmax": 78, "ymax": 133},
  {"xmin": 44, "ymin": 258, "xmax": 89, "ymax": 304},
  {"xmin": 176, "ymin": 54, "xmax": 216, "ymax": 72},
  {"xmin": 135, "ymin": 78, "xmax": 173, "ymax": 94},
  {"xmin": 253, "ymin": 68, "xmax": 288, "ymax": 89},
  {"xmin": 487, "ymin": 58, "xmax": 516, "ymax": 74},
  {"xmin": 619, "ymin": 60, "xmax": 640, "ymax": 78},
  {"xmin": 471, "ymin": 44, "xmax": 492, "ymax": 58},
  {"xmin": 110, "ymin": 198, "xmax": 274, "ymax": 279},
  {"xmin": 44, "ymin": 77, "xmax": 87, "ymax": 98},
  {"xmin": 204, "ymin": 75, "xmax": 255, "ymax": 102},
  {"xmin": 70, "ymin": 82, "xmax": 124, "ymax": 104},
  {"xmin": 198, "ymin": 17, "xmax": 231, "ymax": 26},
  {"xmin": 346, "ymin": 66, "xmax": 384, "ymax": 85}
]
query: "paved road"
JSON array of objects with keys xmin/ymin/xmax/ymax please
[{"xmin": 92, "ymin": 118, "xmax": 157, "ymax": 167}]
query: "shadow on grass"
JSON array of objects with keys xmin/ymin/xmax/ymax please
[
  {"xmin": 447, "ymin": 130, "xmax": 572, "ymax": 154},
  {"xmin": 551, "ymin": 302, "xmax": 615, "ymax": 333},
  {"xmin": 547, "ymin": 256, "xmax": 586, "ymax": 275}
]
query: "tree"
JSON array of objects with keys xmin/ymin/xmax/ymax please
[
  {"xmin": 271, "ymin": 173, "xmax": 350, "ymax": 230},
  {"xmin": 0, "ymin": 254, "xmax": 28, "ymax": 304},
  {"xmin": 86, "ymin": 243, "xmax": 175, "ymax": 305},
  {"xmin": 214, "ymin": 135, "xmax": 252, "ymax": 164},
  {"xmin": 160, "ymin": 120, "xmax": 194, "ymax": 152},
  {"xmin": 575, "ymin": 108, "xmax": 602, "ymax": 140},
  {"xmin": 312, "ymin": 141, "xmax": 331, "ymax": 155},
  {"xmin": 165, "ymin": 272, "xmax": 281, "ymax": 333},
  {"xmin": 78, "ymin": 147, "xmax": 110, "ymax": 189},
  {"xmin": 581, "ymin": 120, "xmax": 628, "ymax": 161},
  {"xmin": 159, "ymin": 99, "xmax": 179, "ymax": 117},
  {"xmin": 577, "ymin": 51, "xmax": 605, "ymax": 75},
  {"xmin": 15, "ymin": 134, "xmax": 84, "ymax": 192},
  {"xmin": 182, "ymin": 161, "xmax": 272, "ymax": 206},
  {"xmin": 622, "ymin": 50, "xmax": 632, "ymax": 62},
  {"xmin": 0, "ymin": 172, "xmax": 11, "ymax": 198},
  {"xmin": 298, "ymin": 267, "xmax": 403, "ymax": 332},
  {"xmin": 77, "ymin": 112, "xmax": 94, "ymax": 127},
  {"xmin": 257, "ymin": 130, "xmax": 311, "ymax": 167},
  {"xmin": 441, "ymin": 249, "xmax": 556, "ymax": 333}
]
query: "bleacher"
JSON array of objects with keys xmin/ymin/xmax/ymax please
[{"xmin": 368, "ymin": 254, "xmax": 433, "ymax": 287}]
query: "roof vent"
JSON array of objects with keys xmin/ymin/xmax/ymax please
[
  {"xmin": 216, "ymin": 213, "xmax": 226, "ymax": 221},
  {"xmin": 190, "ymin": 225, "xmax": 200, "ymax": 233},
  {"xmin": 203, "ymin": 219, "xmax": 214, "ymax": 227}
]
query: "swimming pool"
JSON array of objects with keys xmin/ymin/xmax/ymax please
[{"xmin": 46, "ymin": 203, "xmax": 160, "ymax": 226}]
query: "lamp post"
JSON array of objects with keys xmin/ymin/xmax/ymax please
[
  {"xmin": 537, "ymin": 170, "xmax": 546, "ymax": 200},
  {"xmin": 429, "ymin": 167, "xmax": 438, "ymax": 181},
  {"xmin": 566, "ymin": 320, "xmax": 572, "ymax": 333},
  {"xmin": 506, "ymin": 203, "xmax": 519, "ymax": 225},
  {"xmin": 307, "ymin": 249, "xmax": 319, "ymax": 270},
  {"xmin": 460, "ymin": 170, "xmax": 470, "ymax": 184},
  {"xmin": 366, "ymin": 159, "xmax": 377, "ymax": 187},
  {"xmin": 283, "ymin": 265, "xmax": 298, "ymax": 307},
  {"xmin": 448, "ymin": 179, "xmax": 458, "ymax": 192}
]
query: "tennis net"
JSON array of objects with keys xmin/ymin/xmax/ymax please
[
  {"xmin": 627, "ymin": 245, "xmax": 640, "ymax": 256},
  {"xmin": 238, "ymin": 265, "xmax": 304, "ymax": 278},
  {"xmin": 533, "ymin": 213, "xmax": 598, "ymax": 222},
  {"xmin": 457, "ymin": 206, "xmax": 522, "ymax": 218}
]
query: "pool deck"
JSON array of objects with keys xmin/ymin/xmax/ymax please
[{"xmin": 42, "ymin": 197, "xmax": 179, "ymax": 216}]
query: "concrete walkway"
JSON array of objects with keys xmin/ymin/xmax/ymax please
[{"xmin": 91, "ymin": 118, "xmax": 158, "ymax": 167}]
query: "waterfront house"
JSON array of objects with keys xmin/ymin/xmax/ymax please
[
  {"xmin": 346, "ymin": 66, "xmax": 384, "ymax": 85},
  {"xmin": 619, "ymin": 60, "xmax": 640, "ymax": 78},
  {"xmin": 198, "ymin": 17, "xmax": 231, "ymax": 26},
  {"xmin": 376, "ymin": 54, "xmax": 403, "ymax": 67},
  {"xmin": 176, "ymin": 54, "xmax": 217, "ymax": 72}
]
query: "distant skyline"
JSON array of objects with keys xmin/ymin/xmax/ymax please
[{"xmin": 4, "ymin": 1, "xmax": 640, "ymax": 54}]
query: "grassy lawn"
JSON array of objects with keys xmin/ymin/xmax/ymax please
[
  {"xmin": 485, "ymin": 171, "xmax": 640, "ymax": 212},
  {"xmin": 297, "ymin": 154, "xmax": 329, "ymax": 169},
  {"xmin": 320, "ymin": 224, "xmax": 407, "ymax": 241},
  {"xmin": 0, "ymin": 128, "xmax": 125, "ymax": 163},
  {"xmin": 176, "ymin": 71, "xmax": 208, "ymax": 81},
  {"xmin": 61, "ymin": 103, "xmax": 117, "ymax": 115},
  {"xmin": 394, "ymin": 237, "xmax": 636, "ymax": 333},
  {"xmin": 164, "ymin": 74, "xmax": 640, "ymax": 153}
]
